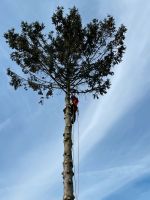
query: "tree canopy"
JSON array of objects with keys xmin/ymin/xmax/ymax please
[{"xmin": 4, "ymin": 6, "xmax": 127, "ymax": 102}]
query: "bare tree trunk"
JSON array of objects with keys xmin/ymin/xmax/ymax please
[{"xmin": 63, "ymin": 92, "xmax": 75, "ymax": 200}]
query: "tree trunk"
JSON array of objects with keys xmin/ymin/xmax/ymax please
[{"xmin": 63, "ymin": 92, "xmax": 75, "ymax": 200}]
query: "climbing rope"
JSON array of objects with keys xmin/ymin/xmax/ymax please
[
  {"xmin": 72, "ymin": 110, "xmax": 80, "ymax": 200},
  {"xmin": 72, "ymin": 123, "xmax": 78, "ymax": 200},
  {"xmin": 77, "ymin": 111, "xmax": 80, "ymax": 198}
]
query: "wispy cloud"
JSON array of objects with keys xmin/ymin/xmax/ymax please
[
  {"xmin": 0, "ymin": 118, "xmax": 11, "ymax": 132},
  {"xmin": 80, "ymin": 161, "xmax": 150, "ymax": 200},
  {"xmin": 76, "ymin": 0, "xmax": 150, "ymax": 160}
]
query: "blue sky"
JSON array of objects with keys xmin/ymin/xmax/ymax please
[{"xmin": 0, "ymin": 0, "xmax": 150, "ymax": 200}]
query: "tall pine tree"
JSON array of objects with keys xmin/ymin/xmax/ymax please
[{"xmin": 4, "ymin": 6, "xmax": 127, "ymax": 200}]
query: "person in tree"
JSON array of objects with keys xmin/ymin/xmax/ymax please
[
  {"xmin": 70, "ymin": 95, "xmax": 79, "ymax": 124},
  {"xmin": 63, "ymin": 95, "xmax": 79, "ymax": 124}
]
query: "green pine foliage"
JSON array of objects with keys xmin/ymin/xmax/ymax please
[{"xmin": 4, "ymin": 6, "xmax": 127, "ymax": 102}]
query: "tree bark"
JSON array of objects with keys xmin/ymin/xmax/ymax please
[{"xmin": 63, "ymin": 92, "xmax": 75, "ymax": 200}]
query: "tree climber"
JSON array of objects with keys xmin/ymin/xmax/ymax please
[
  {"xmin": 63, "ymin": 95, "xmax": 79, "ymax": 124},
  {"xmin": 70, "ymin": 95, "xmax": 79, "ymax": 124}
]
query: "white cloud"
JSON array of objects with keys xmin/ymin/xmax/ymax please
[{"xmin": 80, "ymin": 160, "xmax": 150, "ymax": 200}]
